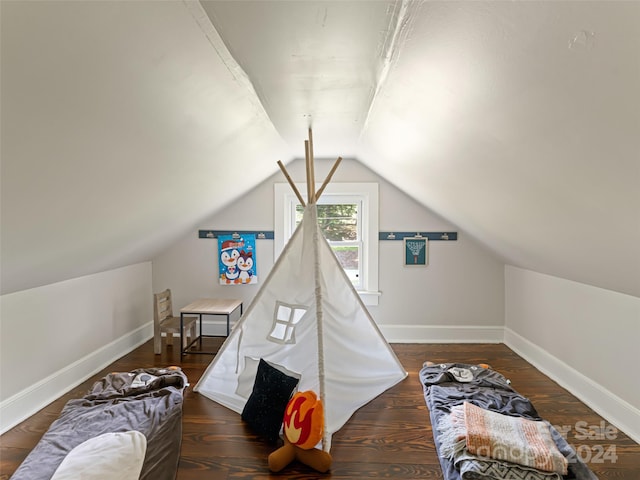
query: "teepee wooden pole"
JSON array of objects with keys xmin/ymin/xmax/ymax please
[
  {"xmin": 304, "ymin": 141, "xmax": 313, "ymax": 204},
  {"xmin": 277, "ymin": 160, "xmax": 306, "ymax": 207},
  {"xmin": 307, "ymin": 128, "xmax": 316, "ymax": 204},
  {"xmin": 315, "ymin": 156, "xmax": 342, "ymax": 201}
]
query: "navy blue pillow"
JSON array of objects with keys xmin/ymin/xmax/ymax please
[{"xmin": 241, "ymin": 359, "xmax": 299, "ymax": 443}]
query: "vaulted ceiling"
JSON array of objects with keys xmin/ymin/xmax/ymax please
[{"xmin": 2, "ymin": 1, "xmax": 639, "ymax": 297}]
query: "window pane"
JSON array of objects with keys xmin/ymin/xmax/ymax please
[
  {"xmin": 332, "ymin": 245, "xmax": 360, "ymax": 286},
  {"xmin": 295, "ymin": 205, "xmax": 304, "ymax": 225},
  {"xmin": 317, "ymin": 204, "xmax": 358, "ymax": 241},
  {"xmin": 291, "ymin": 308, "xmax": 306, "ymax": 324},
  {"xmin": 295, "ymin": 204, "xmax": 358, "ymax": 240},
  {"xmin": 269, "ymin": 322, "xmax": 287, "ymax": 341},
  {"xmin": 276, "ymin": 304, "xmax": 291, "ymax": 321},
  {"xmin": 284, "ymin": 326, "xmax": 294, "ymax": 343}
]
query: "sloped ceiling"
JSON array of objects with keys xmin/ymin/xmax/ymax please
[{"xmin": 1, "ymin": 0, "xmax": 639, "ymax": 297}]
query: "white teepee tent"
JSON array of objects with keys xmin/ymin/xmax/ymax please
[{"xmin": 194, "ymin": 130, "xmax": 407, "ymax": 451}]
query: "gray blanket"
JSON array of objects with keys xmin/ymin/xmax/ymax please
[
  {"xmin": 11, "ymin": 367, "xmax": 187, "ymax": 480},
  {"xmin": 420, "ymin": 362, "xmax": 598, "ymax": 480}
]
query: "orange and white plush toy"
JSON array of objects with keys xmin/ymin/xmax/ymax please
[{"xmin": 268, "ymin": 391, "xmax": 332, "ymax": 473}]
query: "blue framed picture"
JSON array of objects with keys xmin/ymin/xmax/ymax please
[
  {"xmin": 218, "ymin": 234, "xmax": 258, "ymax": 285},
  {"xmin": 404, "ymin": 236, "xmax": 428, "ymax": 266}
]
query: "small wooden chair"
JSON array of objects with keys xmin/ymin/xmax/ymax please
[{"xmin": 153, "ymin": 289, "xmax": 197, "ymax": 355}]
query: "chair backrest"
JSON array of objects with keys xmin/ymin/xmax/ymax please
[{"xmin": 153, "ymin": 289, "xmax": 174, "ymax": 327}]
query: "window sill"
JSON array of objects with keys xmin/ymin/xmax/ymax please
[{"xmin": 358, "ymin": 290, "xmax": 381, "ymax": 306}]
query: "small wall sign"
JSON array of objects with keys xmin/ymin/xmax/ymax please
[{"xmin": 404, "ymin": 236, "xmax": 428, "ymax": 266}]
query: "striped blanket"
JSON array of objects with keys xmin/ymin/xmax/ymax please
[{"xmin": 441, "ymin": 402, "xmax": 568, "ymax": 476}]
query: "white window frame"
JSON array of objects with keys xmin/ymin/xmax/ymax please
[{"xmin": 275, "ymin": 182, "xmax": 380, "ymax": 306}]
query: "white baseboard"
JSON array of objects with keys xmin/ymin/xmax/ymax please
[
  {"xmin": 379, "ymin": 324, "xmax": 504, "ymax": 343},
  {"xmin": 0, "ymin": 323, "xmax": 153, "ymax": 435},
  {"xmin": 504, "ymin": 327, "xmax": 640, "ymax": 444}
]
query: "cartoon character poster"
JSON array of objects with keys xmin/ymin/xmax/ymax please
[{"xmin": 218, "ymin": 234, "xmax": 258, "ymax": 285}]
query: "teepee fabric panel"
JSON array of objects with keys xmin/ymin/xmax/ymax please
[{"xmin": 311, "ymin": 206, "xmax": 407, "ymax": 438}]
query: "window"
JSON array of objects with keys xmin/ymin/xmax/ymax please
[
  {"xmin": 268, "ymin": 301, "xmax": 307, "ymax": 344},
  {"xmin": 296, "ymin": 201, "xmax": 362, "ymax": 286},
  {"xmin": 275, "ymin": 183, "xmax": 380, "ymax": 305}
]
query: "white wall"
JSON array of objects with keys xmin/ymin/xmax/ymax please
[
  {"xmin": 504, "ymin": 265, "xmax": 640, "ymax": 443},
  {"xmin": 0, "ymin": 262, "xmax": 153, "ymax": 433},
  {"xmin": 152, "ymin": 158, "xmax": 505, "ymax": 342}
]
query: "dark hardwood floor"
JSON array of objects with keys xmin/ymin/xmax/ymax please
[{"xmin": 1, "ymin": 340, "xmax": 638, "ymax": 479}]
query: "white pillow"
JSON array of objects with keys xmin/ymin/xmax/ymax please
[{"xmin": 51, "ymin": 431, "xmax": 147, "ymax": 480}]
